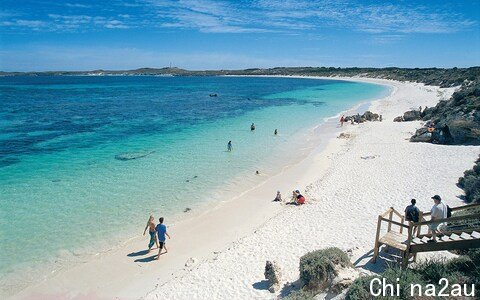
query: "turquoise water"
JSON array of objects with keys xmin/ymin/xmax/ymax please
[{"xmin": 0, "ymin": 76, "xmax": 388, "ymax": 292}]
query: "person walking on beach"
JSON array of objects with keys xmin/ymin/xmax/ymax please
[
  {"xmin": 428, "ymin": 195, "xmax": 447, "ymax": 242},
  {"xmin": 227, "ymin": 140, "xmax": 232, "ymax": 152},
  {"xmin": 404, "ymin": 199, "xmax": 420, "ymax": 235},
  {"xmin": 340, "ymin": 115, "xmax": 345, "ymax": 127},
  {"xmin": 156, "ymin": 217, "xmax": 171, "ymax": 260},
  {"xmin": 251, "ymin": 123, "xmax": 256, "ymax": 131},
  {"xmin": 143, "ymin": 215, "xmax": 158, "ymax": 253}
]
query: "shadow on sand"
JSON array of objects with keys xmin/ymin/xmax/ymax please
[
  {"xmin": 127, "ymin": 249, "xmax": 150, "ymax": 257},
  {"xmin": 252, "ymin": 280, "xmax": 270, "ymax": 291}
]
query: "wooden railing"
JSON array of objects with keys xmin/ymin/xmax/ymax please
[{"xmin": 372, "ymin": 203, "xmax": 480, "ymax": 268}]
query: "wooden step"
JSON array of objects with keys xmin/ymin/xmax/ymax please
[
  {"xmin": 460, "ymin": 232, "xmax": 473, "ymax": 240},
  {"xmin": 448, "ymin": 233, "xmax": 462, "ymax": 241},
  {"xmin": 471, "ymin": 231, "xmax": 480, "ymax": 238}
]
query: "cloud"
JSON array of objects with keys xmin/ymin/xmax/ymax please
[{"xmin": 0, "ymin": 0, "xmax": 476, "ymax": 36}]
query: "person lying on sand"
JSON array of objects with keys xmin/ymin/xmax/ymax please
[
  {"xmin": 156, "ymin": 217, "xmax": 171, "ymax": 260},
  {"xmin": 273, "ymin": 191, "xmax": 282, "ymax": 202},
  {"xmin": 143, "ymin": 215, "xmax": 158, "ymax": 253}
]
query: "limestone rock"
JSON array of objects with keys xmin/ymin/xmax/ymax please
[
  {"xmin": 402, "ymin": 110, "xmax": 422, "ymax": 121},
  {"xmin": 264, "ymin": 260, "xmax": 282, "ymax": 293}
]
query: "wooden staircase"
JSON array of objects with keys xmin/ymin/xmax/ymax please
[{"xmin": 372, "ymin": 203, "xmax": 480, "ymax": 268}]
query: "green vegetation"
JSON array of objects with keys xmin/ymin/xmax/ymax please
[
  {"xmin": 299, "ymin": 247, "xmax": 351, "ymax": 289},
  {"xmin": 346, "ymin": 268, "xmax": 425, "ymax": 300},
  {"xmin": 346, "ymin": 249, "xmax": 480, "ymax": 300},
  {"xmin": 2, "ymin": 66, "xmax": 479, "ymax": 89},
  {"xmin": 458, "ymin": 156, "xmax": 480, "ymax": 203}
]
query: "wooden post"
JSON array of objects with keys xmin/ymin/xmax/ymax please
[
  {"xmin": 416, "ymin": 212, "xmax": 424, "ymax": 237},
  {"xmin": 400, "ymin": 216, "xmax": 405, "ymax": 234},
  {"xmin": 402, "ymin": 225, "xmax": 414, "ymax": 269},
  {"xmin": 372, "ymin": 215, "xmax": 382, "ymax": 263},
  {"xmin": 387, "ymin": 209, "xmax": 393, "ymax": 232}
]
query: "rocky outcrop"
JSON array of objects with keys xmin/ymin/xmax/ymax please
[
  {"xmin": 344, "ymin": 111, "xmax": 380, "ymax": 124},
  {"xmin": 393, "ymin": 109, "xmax": 422, "ymax": 122},
  {"xmin": 410, "ymin": 81, "xmax": 480, "ymax": 145},
  {"xmin": 264, "ymin": 261, "xmax": 282, "ymax": 293},
  {"xmin": 403, "ymin": 110, "xmax": 422, "ymax": 121}
]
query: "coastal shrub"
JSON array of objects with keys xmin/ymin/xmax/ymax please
[
  {"xmin": 283, "ymin": 289, "xmax": 315, "ymax": 300},
  {"xmin": 414, "ymin": 258, "xmax": 468, "ymax": 286},
  {"xmin": 346, "ymin": 268, "xmax": 425, "ymax": 300},
  {"xmin": 345, "ymin": 275, "xmax": 377, "ymax": 300},
  {"xmin": 458, "ymin": 156, "xmax": 480, "ymax": 203},
  {"xmin": 299, "ymin": 247, "xmax": 351, "ymax": 288}
]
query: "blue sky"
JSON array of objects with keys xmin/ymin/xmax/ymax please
[{"xmin": 1, "ymin": 0, "xmax": 479, "ymax": 71}]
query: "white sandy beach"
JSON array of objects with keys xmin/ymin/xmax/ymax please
[{"xmin": 9, "ymin": 78, "xmax": 479, "ymax": 300}]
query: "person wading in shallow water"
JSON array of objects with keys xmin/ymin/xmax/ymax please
[
  {"xmin": 155, "ymin": 217, "xmax": 171, "ymax": 260},
  {"xmin": 251, "ymin": 123, "xmax": 256, "ymax": 131},
  {"xmin": 274, "ymin": 129, "xmax": 278, "ymax": 135},
  {"xmin": 227, "ymin": 140, "xmax": 232, "ymax": 152},
  {"xmin": 143, "ymin": 215, "xmax": 158, "ymax": 253}
]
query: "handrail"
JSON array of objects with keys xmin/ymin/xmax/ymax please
[
  {"xmin": 379, "ymin": 217, "xmax": 410, "ymax": 229},
  {"xmin": 413, "ymin": 213, "xmax": 480, "ymax": 226},
  {"xmin": 421, "ymin": 203, "xmax": 480, "ymax": 217},
  {"xmin": 380, "ymin": 207, "xmax": 394, "ymax": 218}
]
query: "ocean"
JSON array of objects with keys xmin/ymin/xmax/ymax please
[{"xmin": 0, "ymin": 75, "xmax": 388, "ymax": 293}]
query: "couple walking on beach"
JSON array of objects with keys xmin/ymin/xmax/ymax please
[{"xmin": 143, "ymin": 216, "xmax": 171, "ymax": 260}]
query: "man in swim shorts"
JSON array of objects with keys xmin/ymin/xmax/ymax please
[{"xmin": 155, "ymin": 217, "xmax": 171, "ymax": 260}]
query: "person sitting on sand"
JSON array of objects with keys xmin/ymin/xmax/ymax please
[
  {"xmin": 251, "ymin": 123, "xmax": 256, "ymax": 131},
  {"xmin": 289, "ymin": 190, "xmax": 305, "ymax": 205},
  {"xmin": 143, "ymin": 215, "xmax": 158, "ymax": 253},
  {"xmin": 295, "ymin": 190, "xmax": 306, "ymax": 205},
  {"xmin": 155, "ymin": 217, "xmax": 171, "ymax": 260},
  {"xmin": 428, "ymin": 195, "xmax": 447, "ymax": 243},
  {"xmin": 274, "ymin": 191, "xmax": 282, "ymax": 202}
]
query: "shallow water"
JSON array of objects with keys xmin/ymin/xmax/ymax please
[{"xmin": 0, "ymin": 76, "xmax": 388, "ymax": 292}]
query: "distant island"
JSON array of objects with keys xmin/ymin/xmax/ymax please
[{"xmin": 2, "ymin": 66, "xmax": 479, "ymax": 88}]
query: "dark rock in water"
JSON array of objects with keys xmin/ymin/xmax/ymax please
[
  {"xmin": 184, "ymin": 207, "xmax": 191, "ymax": 213},
  {"xmin": 115, "ymin": 150, "xmax": 155, "ymax": 161},
  {"xmin": 403, "ymin": 110, "xmax": 422, "ymax": 121},
  {"xmin": 209, "ymin": 93, "xmax": 218, "ymax": 97},
  {"xmin": 393, "ymin": 116, "xmax": 404, "ymax": 122}
]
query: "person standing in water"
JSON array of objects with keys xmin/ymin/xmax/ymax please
[
  {"xmin": 155, "ymin": 217, "xmax": 171, "ymax": 260},
  {"xmin": 143, "ymin": 215, "xmax": 158, "ymax": 253},
  {"xmin": 340, "ymin": 115, "xmax": 345, "ymax": 127},
  {"xmin": 227, "ymin": 141, "xmax": 232, "ymax": 152},
  {"xmin": 274, "ymin": 129, "xmax": 278, "ymax": 135},
  {"xmin": 251, "ymin": 123, "xmax": 256, "ymax": 131}
]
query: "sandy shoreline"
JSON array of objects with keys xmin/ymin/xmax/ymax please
[{"xmin": 8, "ymin": 77, "xmax": 479, "ymax": 300}]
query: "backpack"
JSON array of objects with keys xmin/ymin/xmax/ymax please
[
  {"xmin": 446, "ymin": 205, "xmax": 452, "ymax": 218},
  {"xmin": 406, "ymin": 206, "xmax": 419, "ymax": 223}
]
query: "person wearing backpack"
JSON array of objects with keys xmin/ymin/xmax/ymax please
[
  {"xmin": 405, "ymin": 199, "xmax": 420, "ymax": 235},
  {"xmin": 429, "ymin": 195, "xmax": 448, "ymax": 242}
]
